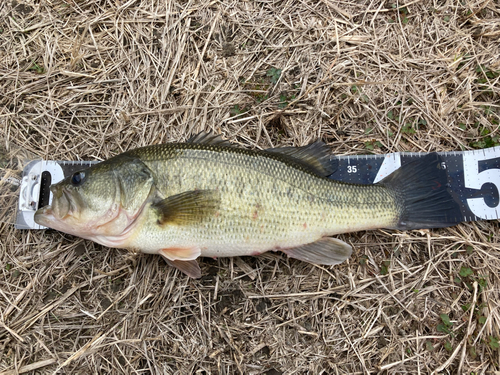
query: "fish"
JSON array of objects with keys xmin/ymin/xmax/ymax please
[{"xmin": 34, "ymin": 132, "xmax": 462, "ymax": 278}]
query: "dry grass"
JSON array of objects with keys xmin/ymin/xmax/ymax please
[{"xmin": 1, "ymin": 0, "xmax": 500, "ymax": 373}]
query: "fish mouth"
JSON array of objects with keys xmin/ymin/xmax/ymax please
[
  {"xmin": 34, "ymin": 205, "xmax": 55, "ymax": 228},
  {"xmin": 34, "ymin": 185, "xmax": 73, "ymax": 228}
]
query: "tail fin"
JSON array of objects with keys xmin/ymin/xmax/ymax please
[{"xmin": 379, "ymin": 153, "xmax": 462, "ymax": 230}]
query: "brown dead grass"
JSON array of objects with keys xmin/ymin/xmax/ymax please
[{"xmin": 1, "ymin": 0, "xmax": 500, "ymax": 373}]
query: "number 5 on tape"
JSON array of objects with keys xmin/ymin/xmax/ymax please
[{"xmin": 463, "ymin": 148, "xmax": 500, "ymax": 220}]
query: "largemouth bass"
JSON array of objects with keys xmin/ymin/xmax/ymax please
[{"xmin": 34, "ymin": 132, "xmax": 461, "ymax": 277}]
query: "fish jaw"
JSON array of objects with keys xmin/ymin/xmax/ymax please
[
  {"xmin": 34, "ymin": 184, "xmax": 80, "ymax": 231},
  {"xmin": 34, "ymin": 200, "xmax": 138, "ymax": 248},
  {"xmin": 34, "ymin": 204, "xmax": 85, "ymax": 238},
  {"xmin": 34, "ymin": 205, "xmax": 57, "ymax": 229}
]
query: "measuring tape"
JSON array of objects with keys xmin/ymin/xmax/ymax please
[{"xmin": 14, "ymin": 147, "xmax": 500, "ymax": 229}]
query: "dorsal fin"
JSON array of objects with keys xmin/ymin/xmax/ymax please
[
  {"xmin": 187, "ymin": 131, "xmax": 337, "ymax": 177},
  {"xmin": 187, "ymin": 131, "xmax": 233, "ymax": 148},
  {"xmin": 265, "ymin": 141, "xmax": 337, "ymax": 177}
]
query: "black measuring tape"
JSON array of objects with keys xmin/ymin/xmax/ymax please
[{"xmin": 15, "ymin": 147, "xmax": 500, "ymax": 229}]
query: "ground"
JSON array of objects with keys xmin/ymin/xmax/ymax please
[{"xmin": 1, "ymin": 0, "xmax": 500, "ymax": 374}]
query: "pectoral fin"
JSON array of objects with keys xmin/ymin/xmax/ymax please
[
  {"xmin": 153, "ymin": 190, "xmax": 220, "ymax": 226},
  {"xmin": 158, "ymin": 247, "xmax": 202, "ymax": 278},
  {"xmin": 281, "ymin": 237, "xmax": 352, "ymax": 265}
]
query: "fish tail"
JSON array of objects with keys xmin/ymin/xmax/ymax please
[{"xmin": 379, "ymin": 153, "xmax": 462, "ymax": 230}]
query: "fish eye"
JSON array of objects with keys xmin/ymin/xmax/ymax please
[{"xmin": 71, "ymin": 171, "xmax": 86, "ymax": 186}]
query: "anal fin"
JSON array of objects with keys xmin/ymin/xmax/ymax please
[{"xmin": 281, "ymin": 237, "xmax": 352, "ymax": 266}]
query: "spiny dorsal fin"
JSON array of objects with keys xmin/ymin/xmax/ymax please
[
  {"xmin": 153, "ymin": 189, "xmax": 220, "ymax": 226},
  {"xmin": 187, "ymin": 131, "xmax": 233, "ymax": 148},
  {"xmin": 188, "ymin": 131, "xmax": 337, "ymax": 176},
  {"xmin": 265, "ymin": 141, "xmax": 337, "ymax": 177}
]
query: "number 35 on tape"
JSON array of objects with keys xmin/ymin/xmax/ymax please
[{"xmin": 330, "ymin": 147, "xmax": 500, "ymax": 223}]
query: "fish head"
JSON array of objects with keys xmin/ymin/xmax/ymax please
[{"xmin": 34, "ymin": 155, "xmax": 155, "ymax": 242}]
